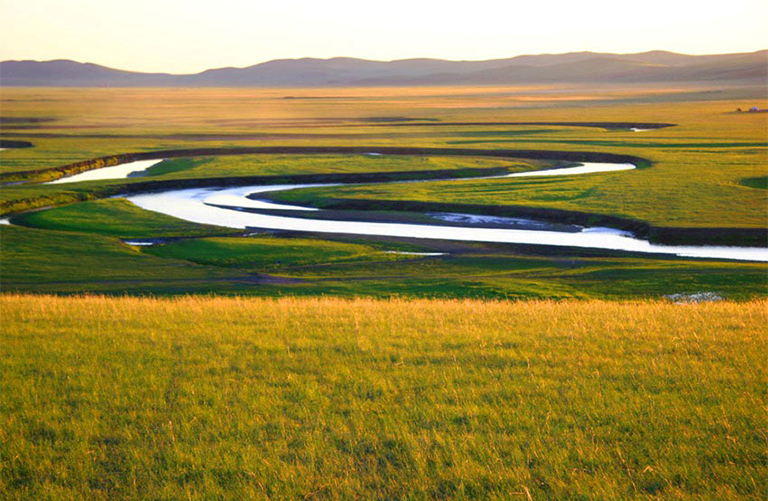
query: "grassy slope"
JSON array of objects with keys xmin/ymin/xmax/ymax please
[
  {"xmin": 139, "ymin": 155, "xmax": 525, "ymax": 180},
  {"xmin": 2, "ymin": 295, "xmax": 765, "ymax": 499},
  {"xmin": 741, "ymin": 175, "xmax": 768, "ymax": 190}
]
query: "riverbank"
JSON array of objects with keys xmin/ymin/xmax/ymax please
[
  {"xmin": 5, "ymin": 163, "xmax": 767, "ymax": 248},
  {"xmin": 0, "ymin": 146, "xmax": 650, "ymax": 184},
  {"xmin": 260, "ymin": 192, "xmax": 768, "ymax": 248},
  {"xmin": 2, "ymin": 146, "xmax": 765, "ymax": 248}
]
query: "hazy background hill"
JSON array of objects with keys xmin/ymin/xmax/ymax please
[{"xmin": 1, "ymin": 50, "xmax": 765, "ymax": 87}]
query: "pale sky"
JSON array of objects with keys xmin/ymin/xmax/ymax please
[{"xmin": 1, "ymin": 0, "xmax": 766, "ymax": 74}]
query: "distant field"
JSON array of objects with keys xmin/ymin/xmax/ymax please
[{"xmin": 2, "ymin": 295, "xmax": 765, "ymax": 499}]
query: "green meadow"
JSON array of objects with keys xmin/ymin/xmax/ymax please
[
  {"xmin": 4, "ymin": 201, "xmax": 766, "ymax": 299},
  {"xmin": 1, "ymin": 85, "xmax": 767, "ymax": 498}
]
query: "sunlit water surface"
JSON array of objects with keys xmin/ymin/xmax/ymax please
[
  {"xmin": 47, "ymin": 159, "xmax": 165, "ymax": 184},
  {"xmin": 127, "ymin": 174, "xmax": 768, "ymax": 262}
]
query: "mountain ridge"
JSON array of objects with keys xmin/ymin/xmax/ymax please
[{"xmin": 1, "ymin": 50, "xmax": 765, "ymax": 87}]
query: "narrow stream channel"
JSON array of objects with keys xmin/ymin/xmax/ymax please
[{"xmin": 46, "ymin": 159, "xmax": 165, "ymax": 184}]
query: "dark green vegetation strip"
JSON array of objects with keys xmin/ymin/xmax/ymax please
[
  {"xmin": 140, "ymin": 157, "xmax": 214, "ymax": 177},
  {"xmin": 0, "ymin": 139, "xmax": 33, "ymax": 149},
  {"xmin": 450, "ymin": 139, "xmax": 768, "ymax": 148},
  {"xmin": 0, "ymin": 117, "xmax": 56, "ymax": 125},
  {"xmin": 372, "ymin": 121, "xmax": 677, "ymax": 129},
  {"xmin": 263, "ymin": 192, "xmax": 651, "ymax": 235},
  {"xmin": 741, "ymin": 175, "xmax": 768, "ymax": 190}
]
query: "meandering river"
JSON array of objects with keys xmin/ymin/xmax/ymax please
[
  {"xmin": 6, "ymin": 149, "xmax": 762, "ymax": 261},
  {"xmin": 126, "ymin": 163, "xmax": 768, "ymax": 262}
]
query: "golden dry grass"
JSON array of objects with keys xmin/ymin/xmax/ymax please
[{"xmin": 2, "ymin": 294, "xmax": 766, "ymax": 498}]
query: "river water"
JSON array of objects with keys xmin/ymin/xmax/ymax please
[
  {"xmin": 126, "ymin": 164, "xmax": 768, "ymax": 262},
  {"xmin": 47, "ymin": 159, "xmax": 165, "ymax": 184}
]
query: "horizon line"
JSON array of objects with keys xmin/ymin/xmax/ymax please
[{"xmin": 2, "ymin": 49, "xmax": 767, "ymax": 76}]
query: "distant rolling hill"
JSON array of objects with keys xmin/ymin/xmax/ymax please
[{"xmin": 1, "ymin": 50, "xmax": 765, "ymax": 87}]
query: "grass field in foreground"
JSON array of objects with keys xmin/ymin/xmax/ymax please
[{"xmin": 1, "ymin": 295, "xmax": 765, "ymax": 499}]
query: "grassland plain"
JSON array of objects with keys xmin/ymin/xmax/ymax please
[
  {"xmin": 1, "ymin": 84, "xmax": 766, "ymax": 298},
  {"xmin": 1, "ymin": 85, "xmax": 767, "ymax": 500},
  {"xmin": 1, "ymin": 295, "xmax": 766, "ymax": 499}
]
